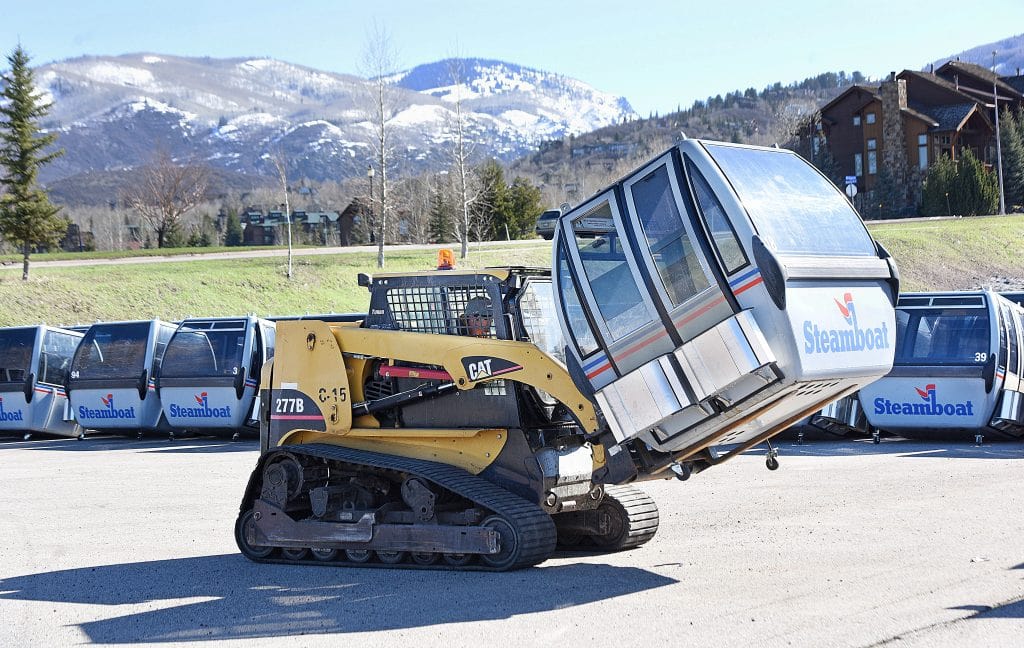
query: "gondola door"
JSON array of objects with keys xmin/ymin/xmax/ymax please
[{"xmin": 620, "ymin": 152, "xmax": 735, "ymax": 346}]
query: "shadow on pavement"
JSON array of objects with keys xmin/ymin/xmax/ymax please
[
  {"xmin": 0, "ymin": 436, "xmax": 257, "ymax": 454},
  {"xmin": 951, "ymin": 597, "xmax": 1024, "ymax": 619},
  {"xmin": 765, "ymin": 439, "xmax": 1024, "ymax": 461},
  {"xmin": 0, "ymin": 554, "xmax": 677, "ymax": 643}
]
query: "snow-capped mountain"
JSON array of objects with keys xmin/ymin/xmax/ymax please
[
  {"xmin": 392, "ymin": 58, "xmax": 634, "ymax": 139},
  {"xmin": 28, "ymin": 53, "xmax": 636, "ymax": 189}
]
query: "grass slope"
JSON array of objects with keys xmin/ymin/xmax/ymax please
[
  {"xmin": 869, "ymin": 215, "xmax": 1024, "ymax": 292},
  {"xmin": 1, "ymin": 214, "xmax": 1021, "ymax": 327},
  {"xmin": 0, "ymin": 244, "xmax": 551, "ymax": 327}
]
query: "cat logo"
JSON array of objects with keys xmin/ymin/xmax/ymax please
[
  {"xmin": 462, "ymin": 356, "xmax": 523, "ymax": 382},
  {"xmin": 467, "ymin": 359, "xmax": 493, "ymax": 381}
]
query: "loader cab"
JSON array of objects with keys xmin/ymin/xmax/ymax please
[
  {"xmin": 67, "ymin": 319, "xmax": 177, "ymax": 435},
  {"xmin": 0, "ymin": 325, "xmax": 83, "ymax": 439},
  {"xmin": 858, "ymin": 291, "xmax": 1024, "ymax": 440},
  {"xmin": 360, "ymin": 269, "xmax": 568, "ymax": 431},
  {"xmin": 156, "ymin": 316, "xmax": 275, "ymax": 438},
  {"xmin": 553, "ymin": 139, "xmax": 898, "ymax": 463}
]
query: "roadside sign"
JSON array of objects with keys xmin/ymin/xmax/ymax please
[
  {"xmin": 845, "ymin": 176, "xmax": 857, "ymax": 185},
  {"xmin": 845, "ymin": 184, "xmax": 858, "ymax": 199}
]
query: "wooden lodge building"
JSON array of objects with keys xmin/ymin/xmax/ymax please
[{"xmin": 816, "ymin": 60, "xmax": 1024, "ymax": 213}]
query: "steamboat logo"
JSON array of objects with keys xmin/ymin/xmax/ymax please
[
  {"xmin": 804, "ymin": 292, "xmax": 890, "ymax": 355},
  {"xmin": 78, "ymin": 393, "xmax": 137, "ymax": 420},
  {"xmin": 915, "ymin": 384, "xmax": 936, "ymax": 400},
  {"xmin": 835, "ymin": 292, "xmax": 855, "ymax": 325},
  {"xmin": 0, "ymin": 397, "xmax": 25, "ymax": 422},
  {"xmin": 873, "ymin": 384, "xmax": 975, "ymax": 417},
  {"xmin": 168, "ymin": 391, "xmax": 232, "ymax": 419}
]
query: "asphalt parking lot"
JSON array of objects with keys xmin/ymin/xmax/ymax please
[{"xmin": 0, "ymin": 434, "xmax": 1021, "ymax": 647}]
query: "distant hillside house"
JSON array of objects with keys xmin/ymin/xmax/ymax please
[
  {"xmin": 817, "ymin": 61, "xmax": 1024, "ymax": 212},
  {"xmin": 240, "ymin": 206, "xmax": 358, "ymax": 246}
]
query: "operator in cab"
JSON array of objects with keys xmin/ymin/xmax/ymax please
[{"xmin": 460, "ymin": 297, "xmax": 493, "ymax": 338}]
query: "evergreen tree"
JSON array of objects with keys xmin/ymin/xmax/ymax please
[
  {"xmin": 475, "ymin": 159, "xmax": 508, "ymax": 240},
  {"xmin": 162, "ymin": 222, "xmax": 186, "ymax": 248},
  {"xmin": 186, "ymin": 215, "xmax": 216, "ymax": 247},
  {"xmin": 920, "ymin": 150, "xmax": 998, "ymax": 216},
  {"xmin": 951, "ymin": 148, "xmax": 998, "ymax": 216},
  {"xmin": 198, "ymin": 214, "xmax": 216, "ymax": 247},
  {"xmin": 224, "ymin": 212, "xmax": 244, "ymax": 246},
  {"xmin": 998, "ymin": 107, "xmax": 1024, "ymax": 210},
  {"xmin": 427, "ymin": 187, "xmax": 453, "ymax": 243},
  {"xmin": 862, "ymin": 168, "xmax": 903, "ymax": 220},
  {"xmin": 920, "ymin": 155, "xmax": 957, "ymax": 216},
  {"xmin": 0, "ymin": 45, "xmax": 65, "ymax": 280},
  {"xmin": 497, "ymin": 176, "xmax": 544, "ymax": 239}
]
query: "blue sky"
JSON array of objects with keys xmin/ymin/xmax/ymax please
[{"xmin": 3, "ymin": 0, "xmax": 1022, "ymax": 116}]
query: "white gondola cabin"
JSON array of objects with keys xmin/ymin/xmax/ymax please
[
  {"xmin": 552, "ymin": 139, "xmax": 899, "ymax": 474},
  {"xmin": 67, "ymin": 319, "xmax": 177, "ymax": 437},
  {"xmin": 858, "ymin": 291, "xmax": 1024, "ymax": 442},
  {"xmin": 0, "ymin": 326, "xmax": 83, "ymax": 439},
  {"xmin": 157, "ymin": 316, "xmax": 275, "ymax": 439}
]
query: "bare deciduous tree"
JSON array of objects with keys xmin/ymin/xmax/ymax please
[
  {"xmin": 444, "ymin": 57, "xmax": 482, "ymax": 259},
  {"xmin": 394, "ymin": 174, "xmax": 433, "ymax": 244},
  {"xmin": 360, "ymin": 23, "xmax": 400, "ymax": 269},
  {"xmin": 121, "ymin": 150, "xmax": 208, "ymax": 248},
  {"xmin": 271, "ymin": 151, "xmax": 293, "ymax": 279}
]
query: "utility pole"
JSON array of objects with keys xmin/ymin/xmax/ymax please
[{"xmin": 993, "ymin": 51, "xmax": 1006, "ymax": 215}]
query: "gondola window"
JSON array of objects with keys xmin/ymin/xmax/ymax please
[
  {"xmin": 571, "ymin": 201, "xmax": 655, "ymax": 340},
  {"xmin": 629, "ymin": 165, "xmax": 710, "ymax": 306}
]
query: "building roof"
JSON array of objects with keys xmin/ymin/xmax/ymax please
[
  {"xmin": 1005, "ymin": 76, "xmax": 1024, "ymax": 95},
  {"xmin": 900, "ymin": 106, "xmax": 938, "ymax": 127},
  {"xmin": 913, "ymin": 103, "xmax": 978, "ymax": 132},
  {"xmin": 818, "ymin": 84, "xmax": 880, "ymax": 116},
  {"xmin": 897, "ymin": 70, "xmax": 977, "ymax": 103},
  {"xmin": 936, "ymin": 60, "xmax": 1024, "ymax": 100},
  {"xmin": 294, "ymin": 211, "xmax": 341, "ymax": 224}
]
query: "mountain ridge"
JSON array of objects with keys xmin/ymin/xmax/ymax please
[
  {"xmin": 13, "ymin": 33, "xmax": 1024, "ymax": 208},
  {"xmin": 25, "ymin": 53, "xmax": 636, "ymax": 194}
]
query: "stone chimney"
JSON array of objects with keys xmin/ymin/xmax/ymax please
[{"xmin": 878, "ymin": 73, "xmax": 912, "ymax": 211}]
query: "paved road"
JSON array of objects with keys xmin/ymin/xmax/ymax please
[
  {"xmin": 0, "ymin": 435, "xmax": 1021, "ymax": 647},
  {"xmin": 0, "ymin": 239, "xmax": 546, "ymax": 270}
]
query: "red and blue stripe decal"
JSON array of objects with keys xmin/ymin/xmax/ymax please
[
  {"xmin": 582, "ymin": 267, "xmax": 762, "ymax": 383},
  {"xmin": 32, "ymin": 385, "xmax": 68, "ymax": 398},
  {"xmin": 244, "ymin": 378, "xmax": 258, "ymax": 388},
  {"xmin": 729, "ymin": 268, "xmax": 763, "ymax": 296},
  {"xmin": 610, "ymin": 325, "xmax": 670, "ymax": 367},
  {"xmin": 672, "ymin": 289, "xmax": 727, "ymax": 329},
  {"xmin": 583, "ymin": 351, "xmax": 612, "ymax": 380}
]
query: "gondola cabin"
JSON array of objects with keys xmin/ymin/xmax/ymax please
[
  {"xmin": 551, "ymin": 139, "xmax": 899, "ymax": 473},
  {"xmin": 858, "ymin": 291, "xmax": 1024, "ymax": 441},
  {"xmin": 67, "ymin": 319, "xmax": 177, "ymax": 436},
  {"xmin": 0, "ymin": 326, "xmax": 83, "ymax": 439},
  {"xmin": 157, "ymin": 316, "xmax": 275, "ymax": 439}
]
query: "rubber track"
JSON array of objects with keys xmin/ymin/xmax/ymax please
[
  {"xmin": 602, "ymin": 484, "xmax": 660, "ymax": 550},
  {"xmin": 242, "ymin": 443, "xmax": 556, "ymax": 571}
]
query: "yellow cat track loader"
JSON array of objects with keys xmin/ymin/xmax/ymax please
[{"xmin": 236, "ymin": 139, "xmax": 900, "ymax": 570}]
